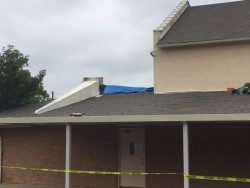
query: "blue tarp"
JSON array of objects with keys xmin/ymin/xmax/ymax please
[{"xmin": 104, "ymin": 85, "xmax": 154, "ymax": 94}]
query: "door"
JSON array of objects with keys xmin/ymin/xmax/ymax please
[{"xmin": 119, "ymin": 128, "xmax": 145, "ymax": 188}]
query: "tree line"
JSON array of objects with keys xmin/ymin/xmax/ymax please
[{"xmin": 0, "ymin": 45, "xmax": 49, "ymax": 111}]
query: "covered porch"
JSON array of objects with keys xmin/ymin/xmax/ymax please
[{"xmin": 0, "ymin": 114, "xmax": 250, "ymax": 188}]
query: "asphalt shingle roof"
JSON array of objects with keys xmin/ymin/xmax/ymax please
[
  {"xmin": 1, "ymin": 92, "xmax": 250, "ymax": 118},
  {"xmin": 158, "ymin": 0, "xmax": 250, "ymax": 46}
]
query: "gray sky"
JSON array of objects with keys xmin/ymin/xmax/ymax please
[{"xmin": 0, "ymin": 0, "xmax": 239, "ymax": 97}]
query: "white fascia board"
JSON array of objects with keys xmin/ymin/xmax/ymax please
[
  {"xmin": 35, "ymin": 80, "xmax": 100, "ymax": 115},
  {"xmin": 1, "ymin": 114, "xmax": 250, "ymax": 125}
]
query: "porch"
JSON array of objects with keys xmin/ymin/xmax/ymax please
[{"xmin": 0, "ymin": 121, "xmax": 249, "ymax": 188}]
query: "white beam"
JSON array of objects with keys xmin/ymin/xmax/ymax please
[
  {"xmin": 2, "ymin": 114, "xmax": 250, "ymax": 125},
  {"xmin": 35, "ymin": 78, "xmax": 102, "ymax": 115},
  {"xmin": 65, "ymin": 124, "xmax": 72, "ymax": 188},
  {"xmin": 183, "ymin": 121, "xmax": 189, "ymax": 188}
]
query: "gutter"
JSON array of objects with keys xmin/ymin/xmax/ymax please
[
  {"xmin": 157, "ymin": 37, "xmax": 250, "ymax": 48},
  {"xmin": 1, "ymin": 114, "xmax": 250, "ymax": 126}
]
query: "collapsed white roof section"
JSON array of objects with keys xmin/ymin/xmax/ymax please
[{"xmin": 35, "ymin": 77, "xmax": 103, "ymax": 115}]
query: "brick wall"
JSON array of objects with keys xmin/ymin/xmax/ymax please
[
  {"xmin": 71, "ymin": 125, "xmax": 118, "ymax": 188},
  {"xmin": 145, "ymin": 125, "xmax": 183, "ymax": 188},
  {"xmin": 1, "ymin": 125, "xmax": 118, "ymax": 188},
  {"xmin": 189, "ymin": 123, "xmax": 250, "ymax": 188},
  {"xmin": 145, "ymin": 123, "xmax": 250, "ymax": 188},
  {"xmin": 2, "ymin": 126, "xmax": 65, "ymax": 186}
]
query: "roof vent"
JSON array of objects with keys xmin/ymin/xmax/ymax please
[
  {"xmin": 70, "ymin": 112, "xmax": 85, "ymax": 117},
  {"xmin": 34, "ymin": 77, "xmax": 103, "ymax": 115}
]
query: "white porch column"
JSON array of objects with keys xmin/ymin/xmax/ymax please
[
  {"xmin": 183, "ymin": 121, "xmax": 189, "ymax": 188},
  {"xmin": 65, "ymin": 124, "xmax": 72, "ymax": 188}
]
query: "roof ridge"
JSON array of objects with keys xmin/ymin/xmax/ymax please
[{"xmin": 154, "ymin": 0, "xmax": 190, "ymax": 40}]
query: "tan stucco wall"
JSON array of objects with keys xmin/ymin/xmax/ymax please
[{"xmin": 154, "ymin": 42, "xmax": 250, "ymax": 93}]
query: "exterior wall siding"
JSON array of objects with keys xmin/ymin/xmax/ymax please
[{"xmin": 154, "ymin": 42, "xmax": 250, "ymax": 93}]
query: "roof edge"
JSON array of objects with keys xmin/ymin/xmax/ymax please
[
  {"xmin": 1, "ymin": 114, "xmax": 250, "ymax": 125},
  {"xmin": 154, "ymin": 0, "xmax": 190, "ymax": 40},
  {"xmin": 157, "ymin": 37, "xmax": 250, "ymax": 48}
]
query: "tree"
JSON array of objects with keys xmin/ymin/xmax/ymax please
[{"xmin": 0, "ymin": 45, "xmax": 49, "ymax": 111}]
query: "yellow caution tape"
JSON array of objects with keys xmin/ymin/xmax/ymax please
[
  {"xmin": 185, "ymin": 174, "xmax": 250, "ymax": 183},
  {"xmin": 2, "ymin": 166, "xmax": 250, "ymax": 183},
  {"xmin": 1, "ymin": 166, "xmax": 180, "ymax": 175}
]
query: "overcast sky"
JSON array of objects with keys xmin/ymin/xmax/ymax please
[{"xmin": 0, "ymin": 0, "xmax": 239, "ymax": 97}]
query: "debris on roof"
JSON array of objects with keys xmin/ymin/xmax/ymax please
[
  {"xmin": 35, "ymin": 77, "xmax": 103, "ymax": 115},
  {"xmin": 103, "ymin": 85, "xmax": 154, "ymax": 94},
  {"xmin": 232, "ymin": 83, "xmax": 250, "ymax": 95}
]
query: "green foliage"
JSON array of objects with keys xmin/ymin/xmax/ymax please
[{"xmin": 0, "ymin": 45, "xmax": 49, "ymax": 111}]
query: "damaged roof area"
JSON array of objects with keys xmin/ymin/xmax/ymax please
[
  {"xmin": 157, "ymin": 0, "xmax": 250, "ymax": 46},
  {"xmin": 1, "ymin": 91, "xmax": 250, "ymax": 118}
]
